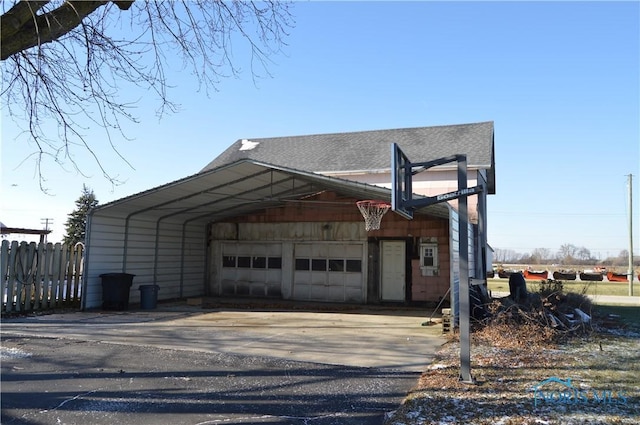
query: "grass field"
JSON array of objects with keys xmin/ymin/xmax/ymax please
[
  {"xmin": 592, "ymin": 304, "xmax": 640, "ymax": 330},
  {"xmin": 487, "ymin": 277, "xmax": 640, "ymax": 297}
]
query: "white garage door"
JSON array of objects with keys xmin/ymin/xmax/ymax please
[
  {"xmin": 293, "ymin": 243, "xmax": 365, "ymax": 303},
  {"xmin": 221, "ymin": 242, "xmax": 283, "ymax": 297}
]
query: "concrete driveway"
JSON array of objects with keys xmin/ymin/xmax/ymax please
[
  {"xmin": 1, "ymin": 302, "xmax": 445, "ymax": 424},
  {"xmin": 1, "ymin": 302, "xmax": 445, "ymax": 372}
]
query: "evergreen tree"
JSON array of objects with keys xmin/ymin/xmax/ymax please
[{"xmin": 63, "ymin": 185, "xmax": 98, "ymax": 246}]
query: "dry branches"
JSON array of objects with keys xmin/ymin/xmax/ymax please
[
  {"xmin": 1, "ymin": 1, "xmax": 293, "ymax": 189},
  {"xmin": 476, "ymin": 280, "xmax": 594, "ymax": 349}
]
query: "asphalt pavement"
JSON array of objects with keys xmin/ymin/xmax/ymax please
[{"xmin": 1, "ymin": 302, "xmax": 445, "ymax": 424}]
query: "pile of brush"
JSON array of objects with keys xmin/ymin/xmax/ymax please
[{"xmin": 477, "ymin": 279, "xmax": 594, "ymax": 348}]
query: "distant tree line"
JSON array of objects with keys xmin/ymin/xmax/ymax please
[{"xmin": 493, "ymin": 244, "xmax": 639, "ymax": 267}]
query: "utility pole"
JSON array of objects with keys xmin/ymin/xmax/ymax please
[
  {"xmin": 41, "ymin": 218, "xmax": 53, "ymax": 244},
  {"xmin": 628, "ymin": 174, "xmax": 634, "ymax": 296}
]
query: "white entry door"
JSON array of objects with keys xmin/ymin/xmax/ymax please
[{"xmin": 381, "ymin": 240, "xmax": 406, "ymax": 301}]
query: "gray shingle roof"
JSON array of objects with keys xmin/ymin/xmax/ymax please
[{"xmin": 201, "ymin": 121, "xmax": 495, "ymax": 191}]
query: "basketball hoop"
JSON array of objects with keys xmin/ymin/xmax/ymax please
[{"xmin": 356, "ymin": 200, "xmax": 391, "ymax": 231}]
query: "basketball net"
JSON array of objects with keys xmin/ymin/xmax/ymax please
[{"xmin": 356, "ymin": 200, "xmax": 391, "ymax": 231}]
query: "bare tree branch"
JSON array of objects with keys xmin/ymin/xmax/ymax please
[
  {"xmin": 1, "ymin": 0, "xmax": 293, "ymax": 190},
  {"xmin": 1, "ymin": 1, "xmax": 135, "ymax": 60},
  {"xmin": 1, "ymin": 1, "xmax": 49, "ymax": 41}
]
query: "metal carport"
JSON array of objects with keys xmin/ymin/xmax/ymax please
[{"xmin": 82, "ymin": 159, "xmax": 449, "ymax": 310}]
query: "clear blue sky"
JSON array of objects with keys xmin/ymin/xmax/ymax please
[{"xmin": 1, "ymin": 1, "xmax": 639, "ymax": 260}]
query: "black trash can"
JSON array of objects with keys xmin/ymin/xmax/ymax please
[
  {"xmin": 100, "ymin": 273, "xmax": 135, "ymax": 310},
  {"xmin": 508, "ymin": 272, "xmax": 528, "ymax": 303},
  {"xmin": 139, "ymin": 285, "xmax": 160, "ymax": 310}
]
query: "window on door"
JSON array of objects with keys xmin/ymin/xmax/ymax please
[
  {"xmin": 294, "ymin": 257, "xmax": 362, "ymax": 273},
  {"xmin": 223, "ymin": 255, "xmax": 282, "ymax": 270}
]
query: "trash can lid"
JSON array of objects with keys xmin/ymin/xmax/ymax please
[{"xmin": 100, "ymin": 272, "xmax": 136, "ymax": 277}]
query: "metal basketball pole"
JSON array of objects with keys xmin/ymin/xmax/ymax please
[
  {"xmin": 392, "ymin": 144, "xmax": 485, "ymax": 384},
  {"xmin": 457, "ymin": 157, "xmax": 474, "ymax": 384}
]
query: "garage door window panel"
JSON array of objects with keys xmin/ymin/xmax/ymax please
[
  {"xmin": 237, "ymin": 256, "xmax": 251, "ymax": 268},
  {"xmin": 252, "ymin": 256, "xmax": 267, "ymax": 269},
  {"xmin": 312, "ymin": 259, "xmax": 327, "ymax": 271},
  {"xmin": 346, "ymin": 260, "xmax": 362, "ymax": 272},
  {"xmin": 268, "ymin": 257, "xmax": 282, "ymax": 269},
  {"xmin": 328, "ymin": 259, "xmax": 344, "ymax": 272},
  {"xmin": 295, "ymin": 258, "xmax": 310, "ymax": 270}
]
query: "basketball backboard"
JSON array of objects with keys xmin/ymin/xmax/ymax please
[
  {"xmin": 390, "ymin": 142, "xmax": 488, "ymax": 384},
  {"xmin": 391, "ymin": 142, "xmax": 414, "ymax": 220}
]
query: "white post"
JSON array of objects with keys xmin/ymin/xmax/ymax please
[{"xmin": 628, "ymin": 174, "xmax": 634, "ymax": 296}]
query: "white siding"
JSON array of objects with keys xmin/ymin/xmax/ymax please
[
  {"xmin": 180, "ymin": 223, "xmax": 207, "ymax": 298},
  {"xmin": 449, "ymin": 209, "xmax": 460, "ymax": 321},
  {"xmin": 448, "ymin": 209, "xmax": 476, "ymax": 324},
  {"xmin": 83, "ymin": 213, "xmax": 128, "ymax": 310},
  {"xmin": 83, "ymin": 211, "xmax": 207, "ymax": 310}
]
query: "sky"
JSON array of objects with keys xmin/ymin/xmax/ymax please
[{"xmin": 1, "ymin": 1, "xmax": 639, "ymax": 261}]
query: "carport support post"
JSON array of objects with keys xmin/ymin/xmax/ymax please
[{"xmin": 458, "ymin": 158, "xmax": 474, "ymax": 384}]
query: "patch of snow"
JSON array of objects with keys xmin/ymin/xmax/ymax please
[
  {"xmin": 406, "ymin": 410, "xmax": 424, "ymax": 419},
  {"xmin": 428, "ymin": 363, "xmax": 450, "ymax": 370},
  {"xmin": 1, "ymin": 347, "xmax": 32, "ymax": 359},
  {"xmin": 574, "ymin": 308, "xmax": 591, "ymax": 323},
  {"xmin": 239, "ymin": 139, "xmax": 259, "ymax": 151}
]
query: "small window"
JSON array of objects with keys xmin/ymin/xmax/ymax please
[
  {"xmin": 252, "ymin": 256, "xmax": 266, "ymax": 269},
  {"xmin": 268, "ymin": 257, "xmax": 282, "ymax": 269},
  {"xmin": 328, "ymin": 259, "xmax": 344, "ymax": 272},
  {"xmin": 421, "ymin": 244, "xmax": 438, "ymax": 268},
  {"xmin": 222, "ymin": 256, "xmax": 236, "ymax": 268},
  {"xmin": 312, "ymin": 259, "xmax": 327, "ymax": 271},
  {"xmin": 237, "ymin": 256, "xmax": 251, "ymax": 268},
  {"xmin": 295, "ymin": 258, "xmax": 310, "ymax": 271},
  {"xmin": 346, "ymin": 259, "xmax": 362, "ymax": 272}
]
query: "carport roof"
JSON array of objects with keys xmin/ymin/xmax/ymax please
[{"xmin": 90, "ymin": 160, "xmax": 450, "ymax": 223}]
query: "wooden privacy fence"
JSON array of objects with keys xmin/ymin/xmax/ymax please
[{"xmin": 1, "ymin": 240, "xmax": 84, "ymax": 313}]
